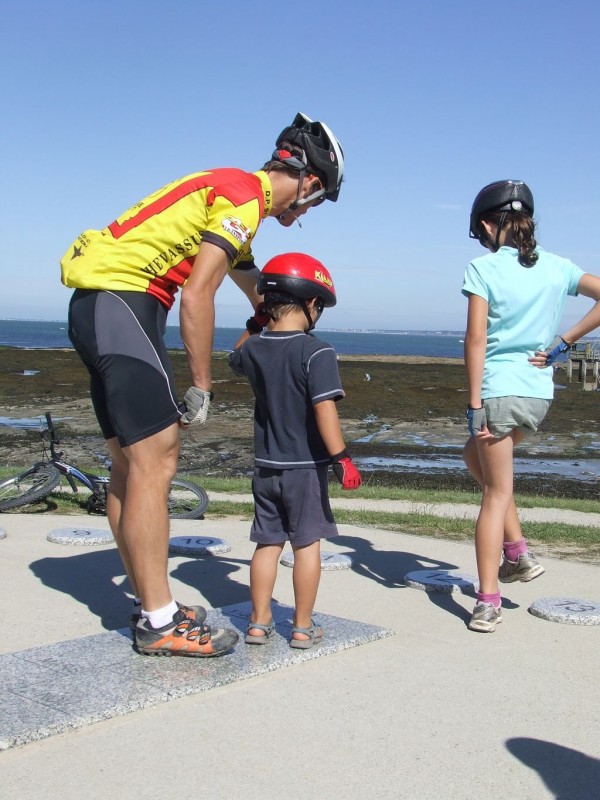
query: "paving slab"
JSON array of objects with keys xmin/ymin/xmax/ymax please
[{"xmin": 0, "ymin": 602, "xmax": 391, "ymax": 750}]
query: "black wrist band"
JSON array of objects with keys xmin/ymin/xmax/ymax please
[{"xmin": 331, "ymin": 449, "xmax": 348, "ymax": 462}]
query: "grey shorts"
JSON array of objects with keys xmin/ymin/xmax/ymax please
[
  {"xmin": 250, "ymin": 465, "xmax": 338, "ymax": 547},
  {"xmin": 483, "ymin": 396, "xmax": 552, "ymax": 439}
]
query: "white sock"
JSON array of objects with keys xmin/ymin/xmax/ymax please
[{"xmin": 142, "ymin": 600, "xmax": 178, "ymax": 629}]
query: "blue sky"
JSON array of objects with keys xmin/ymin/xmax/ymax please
[{"xmin": 3, "ymin": 0, "xmax": 600, "ymax": 331}]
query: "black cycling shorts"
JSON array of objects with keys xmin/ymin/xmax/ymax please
[{"xmin": 68, "ymin": 289, "xmax": 181, "ymax": 447}]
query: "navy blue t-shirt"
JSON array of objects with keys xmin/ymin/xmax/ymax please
[{"xmin": 228, "ymin": 330, "xmax": 344, "ymax": 468}]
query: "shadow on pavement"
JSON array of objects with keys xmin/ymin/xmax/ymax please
[
  {"xmin": 29, "ymin": 549, "xmax": 132, "ymax": 631},
  {"xmin": 506, "ymin": 737, "xmax": 600, "ymax": 800},
  {"xmin": 29, "ymin": 550, "xmax": 254, "ymax": 633},
  {"xmin": 335, "ymin": 533, "xmax": 473, "ymax": 623},
  {"xmin": 334, "ymin": 533, "xmax": 459, "ymax": 588},
  {"xmin": 171, "ymin": 555, "xmax": 251, "ymax": 609},
  {"xmin": 333, "ymin": 533, "xmax": 521, "ymax": 626}
]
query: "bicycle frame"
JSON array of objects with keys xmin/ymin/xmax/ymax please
[
  {"xmin": 35, "ymin": 412, "xmax": 209, "ymax": 519},
  {"xmin": 44, "ymin": 412, "xmax": 108, "ymax": 497},
  {"xmin": 51, "ymin": 457, "xmax": 107, "ymax": 494},
  {"xmin": 1, "ymin": 412, "xmax": 209, "ymax": 518}
]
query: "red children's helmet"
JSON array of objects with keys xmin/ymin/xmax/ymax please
[{"xmin": 257, "ymin": 252, "xmax": 337, "ymax": 307}]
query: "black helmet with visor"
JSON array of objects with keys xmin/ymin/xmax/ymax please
[
  {"xmin": 272, "ymin": 112, "xmax": 344, "ymax": 207},
  {"xmin": 469, "ymin": 180, "xmax": 534, "ymax": 248}
]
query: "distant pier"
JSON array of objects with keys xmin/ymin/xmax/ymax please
[{"xmin": 566, "ymin": 341, "xmax": 600, "ymax": 391}]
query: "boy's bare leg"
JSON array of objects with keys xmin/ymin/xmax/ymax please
[
  {"xmin": 106, "ymin": 423, "xmax": 179, "ymax": 611},
  {"xmin": 291, "ymin": 540, "xmax": 322, "ymax": 641},
  {"xmin": 248, "ymin": 543, "xmax": 284, "ymax": 635}
]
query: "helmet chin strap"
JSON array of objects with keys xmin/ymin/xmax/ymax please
[
  {"xmin": 277, "ymin": 173, "xmax": 326, "ymax": 225},
  {"xmin": 494, "ymin": 212, "xmax": 507, "ymax": 249},
  {"xmin": 479, "ymin": 211, "xmax": 508, "ymax": 251},
  {"xmin": 302, "ymin": 300, "xmax": 323, "ymax": 332},
  {"xmin": 265, "ymin": 292, "xmax": 318, "ymax": 331},
  {"xmin": 277, "ymin": 209, "xmax": 303, "ymax": 228},
  {"xmin": 277, "ymin": 170, "xmax": 308, "ymax": 226},
  {"xmin": 302, "ymin": 300, "xmax": 315, "ymax": 331}
]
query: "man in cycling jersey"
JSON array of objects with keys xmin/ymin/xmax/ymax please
[{"xmin": 60, "ymin": 113, "xmax": 345, "ymax": 657}]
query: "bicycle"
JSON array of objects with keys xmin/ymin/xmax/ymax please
[{"xmin": 0, "ymin": 412, "xmax": 210, "ymax": 519}]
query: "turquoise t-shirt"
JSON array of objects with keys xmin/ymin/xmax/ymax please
[{"xmin": 462, "ymin": 246, "xmax": 584, "ymax": 399}]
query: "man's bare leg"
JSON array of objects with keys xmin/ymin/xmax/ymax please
[
  {"xmin": 105, "ymin": 438, "xmax": 138, "ymax": 596},
  {"xmin": 106, "ymin": 423, "xmax": 179, "ymax": 611}
]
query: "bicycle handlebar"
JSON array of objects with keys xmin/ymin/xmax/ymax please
[
  {"xmin": 45, "ymin": 411, "xmax": 58, "ymax": 442},
  {"xmin": 44, "ymin": 411, "xmax": 62, "ymax": 459}
]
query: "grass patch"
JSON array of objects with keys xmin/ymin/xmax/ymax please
[
  {"xmin": 2, "ymin": 471, "xmax": 599, "ymax": 563},
  {"xmin": 204, "ymin": 500, "xmax": 600, "ymax": 564},
  {"xmin": 198, "ymin": 475, "xmax": 600, "ymax": 515}
]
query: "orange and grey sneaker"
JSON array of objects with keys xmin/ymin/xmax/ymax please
[
  {"xmin": 135, "ymin": 608, "xmax": 239, "ymax": 657},
  {"xmin": 129, "ymin": 602, "xmax": 207, "ymax": 636}
]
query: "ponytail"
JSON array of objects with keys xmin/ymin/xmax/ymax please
[
  {"xmin": 511, "ymin": 213, "xmax": 538, "ymax": 267},
  {"xmin": 482, "ymin": 210, "xmax": 538, "ymax": 267}
]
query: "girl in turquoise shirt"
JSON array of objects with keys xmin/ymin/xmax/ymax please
[{"xmin": 462, "ymin": 179, "xmax": 600, "ymax": 633}]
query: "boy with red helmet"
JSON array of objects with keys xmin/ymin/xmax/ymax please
[{"xmin": 229, "ymin": 253, "xmax": 361, "ymax": 648}]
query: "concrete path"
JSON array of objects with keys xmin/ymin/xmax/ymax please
[
  {"xmin": 208, "ymin": 491, "xmax": 600, "ymax": 527},
  {"xmin": 0, "ymin": 512, "xmax": 599, "ymax": 799}
]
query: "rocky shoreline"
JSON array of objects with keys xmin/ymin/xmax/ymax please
[{"xmin": 1, "ymin": 348, "xmax": 600, "ymax": 497}]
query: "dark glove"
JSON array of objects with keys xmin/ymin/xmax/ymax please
[
  {"xmin": 331, "ymin": 450, "xmax": 362, "ymax": 490},
  {"xmin": 180, "ymin": 387, "xmax": 213, "ymax": 426},
  {"xmin": 246, "ymin": 302, "xmax": 270, "ymax": 334},
  {"xmin": 467, "ymin": 405, "xmax": 487, "ymax": 437},
  {"xmin": 545, "ymin": 336, "xmax": 570, "ymax": 366}
]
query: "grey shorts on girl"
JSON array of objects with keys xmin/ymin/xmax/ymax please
[
  {"xmin": 483, "ymin": 396, "xmax": 552, "ymax": 438},
  {"xmin": 250, "ymin": 465, "xmax": 338, "ymax": 547}
]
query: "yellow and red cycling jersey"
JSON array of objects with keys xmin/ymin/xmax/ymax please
[{"xmin": 61, "ymin": 168, "xmax": 273, "ymax": 309}]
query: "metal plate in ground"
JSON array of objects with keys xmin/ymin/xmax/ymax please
[
  {"xmin": 403, "ymin": 569, "xmax": 479, "ymax": 594},
  {"xmin": 280, "ymin": 550, "xmax": 352, "ymax": 570},
  {"xmin": 168, "ymin": 536, "xmax": 231, "ymax": 556},
  {"xmin": 47, "ymin": 527, "xmax": 114, "ymax": 546},
  {"xmin": 529, "ymin": 597, "xmax": 600, "ymax": 626}
]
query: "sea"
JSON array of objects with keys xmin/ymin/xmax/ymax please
[{"xmin": 0, "ymin": 319, "xmax": 465, "ymax": 358}]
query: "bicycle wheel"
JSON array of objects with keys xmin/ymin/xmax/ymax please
[
  {"xmin": 0, "ymin": 464, "xmax": 62, "ymax": 511},
  {"xmin": 168, "ymin": 478, "xmax": 210, "ymax": 520}
]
